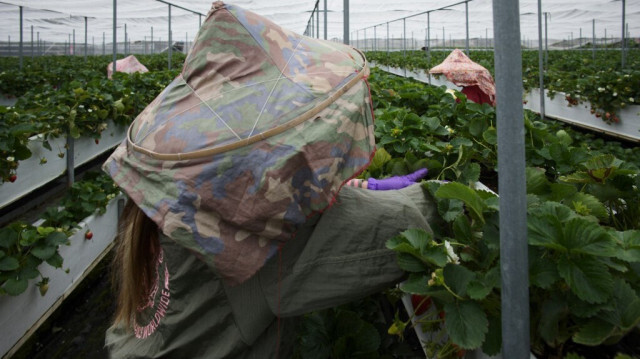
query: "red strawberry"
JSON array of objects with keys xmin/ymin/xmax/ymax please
[
  {"xmin": 411, "ymin": 295, "xmax": 432, "ymax": 316},
  {"xmin": 9, "ymin": 174, "xmax": 17, "ymax": 183},
  {"xmin": 85, "ymin": 230, "xmax": 93, "ymax": 240},
  {"xmin": 605, "ymin": 112, "xmax": 611, "ymax": 119},
  {"xmin": 95, "ymin": 139, "xmax": 100, "ymax": 145}
]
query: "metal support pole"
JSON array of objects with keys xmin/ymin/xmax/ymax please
[
  {"xmin": 544, "ymin": 13, "xmax": 548, "ymax": 67},
  {"xmin": 103, "ymin": 32, "xmax": 105, "ymax": 55},
  {"xmin": 168, "ymin": 4, "xmax": 172, "ymax": 70},
  {"xmin": 73, "ymin": 29, "xmax": 76, "ymax": 56},
  {"xmin": 386, "ymin": 22, "xmax": 389, "ymax": 54},
  {"xmin": 621, "ymin": 0, "xmax": 626, "ymax": 68},
  {"xmin": 537, "ymin": 0, "xmax": 545, "ymax": 119},
  {"xmin": 19, "ymin": 6, "xmax": 23, "ymax": 70},
  {"xmin": 113, "ymin": 0, "xmax": 117, "ymax": 75},
  {"xmin": 92, "ymin": 36, "xmax": 94, "ymax": 56},
  {"xmin": 66, "ymin": 135, "xmax": 75, "ymax": 187},
  {"xmin": 443, "ymin": 26, "xmax": 445, "ymax": 48},
  {"xmin": 316, "ymin": 4, "xmax": 319, "ymax": 39},
  {"xmin": 374, "ymin": 26, "xmax": 377, "ymax": 51},
  {"xmin": 403, "ymin": 18, "xmax": 406, "ymax": 57},
  {"xmin": 592, "ymin": 19, "xmax": 596, "ymax": 60},
  {"xmin": 427, "ymin": 13, "xmax": 431, "ymax": 85},
  {"xmin": 324, "ymin": 0, "xmax": 327, "ymax": 40},
  {"xmin": 124, "ymin": 23, "xmax": 127, "ymax": 54},
  {"xmin": 68, "ymin": 34, "xmax": 71, "ymax": 55},
  {"xmin": 579, "ymin": 28, "xmax": 582, "ymax": 48},
  {"xmin": 151, "ymin": 26, "xmax": 154, "ymax": 54},
  {"xmin": 493, "ymin": 0, "xmax": 529, "ymax": 357},
  {"xmin": 31, "ymin": 25, "xmax": 34, "ymax": 58},
  {"xmin": 84, "ymin": 17, "xmax": 88, "ymax": 61},
  {"xmin": 343, "ymin": 0, "xmax": 349, "ymax": 45},
  {"xmin": 37, "ymin": 32, "xmax": 40, "ymax": 56},
  {"xmin": 465, "ymin": 1, "xmax": 470, "ymax": 54}
]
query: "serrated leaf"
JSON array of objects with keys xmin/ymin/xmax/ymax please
[
  {"xmin": 31, "ymin": 245, "xmax": 57, "ymax": 260},
  {"xmin": 460, "ymin": 163, "xmax": 481, "ymax": 185},
  {"xmin": 451, "ymin": 137, "xmax": 473, "ymax": 147},
  {"xmin": 572, "ymin": 318, "xmax": 615, "ymax": 346},
  {"xmin": 561, "ymin": 218, "xmax": 617, "ymax": 257},
  {"xmin": 400, "ymin": 274, "xmax": 431, "ymax": 295},
  {"xmin": 607, "ymin": 279, "xmax": 640, "ymax": 331},
  {"xmin": 0, "ymin": 227, "xmax": 18, "ymax": 248},
  {"xmin": 47, "ymin": 232, "xmax": 69, "ymax": 246},
  {"xmin": 566, "ymin": 192, "xmax": 608, "ymax": 220},
  {"xmin": 436, "ymin": 182, "xmax": 486, "ymax": 224},
  {"xmin": 437, "ymin": 198, "xmax": 464, "ymax": 222},
  {"xmin": 483, "ymin": 127, "xmax": 497, "ymax": 145},
  {"xmin": 611, "ymin": 230, "xmax": 640, "ymax": 263},
  {"xmin": 481, "ymin": 314, "xmax": 502, "ymax": 356},
  {"xmin": 399, "ymin": 228, "xmax": 430, "ymax": 252},
  {"xmin": 526, "ymin": 167, "xmax": 550, "ymax": 195},
  {"xmin": 558, "ymin": 257, "xmax": 613, "ymax": 304},
  {"xmin": 0, "ymin": 256, "xmax": 19, "ymax": 271},
  {"xmin": 396, "ymin": 253, "xmax": 428, "ymax": 273},
  {"xmin": 444, "ymin": 300, "xmax": 488, "ymax": 350},
  {"xmin": 46, "ymin": 252, "xmax": 64, "ymax": 268},
  {"xmin": 453, "ymin": 215, "xmax": 472, "ymax": 243},
  {"xmin": 548, "ymin": 183, "xmax": 578, "ymax": 201},
  {"xmin": 443, "ymin": 263, "xmax": 475, "ymax": 297},
  {"xmin": 539, "ymin": 296, "xmax": 568, "ymax": 346},
  {"xmin": 469, "ymin": 118, "xmax": 487, "ymax": 137},
  {"xmin": 20, "ymin": 265, "xmax": 40, "ymax": 280},
  {"xmin": 2, "ymin": 275, "xmax": 28, "ymax": 295},
  {"xmin": 529, "ymin": 254, "xmax": 560, "ymax": 289}
]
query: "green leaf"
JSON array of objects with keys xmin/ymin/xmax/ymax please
[
  {"xmin": 561, "ymin": 218, "xmax": 617, "ymax": 257},
  {"xmin": 460, "ymin": 163, "xmax": 481, "ymax": 185},
  {"xmin": 538, "ymin": 296, "xmax": 567, "ymax": 346},
  {"xmin": 548, "ymin": 183, "xmax": 578, "ymax": 201},
  {"xmin": 526, "ymin": 167, "xmax": 550, "ymax": 195},
  {"xmin": 399, "ymin": 274, "xmax": 430, "ymax": 295},
  {"xmin": 482, "ymin": 127, "xmax": 497, "ymax": 145},
  {"xmin": 46, "ymin": 252, "xmax": 64, "ymax": 268},
  {"xmin": 369, "ymin": 147, "xmax": 391, "ymax": 172},
  {"xmin": 572, "ymin": 318, "xmax": 615, "ymax": 346},
  {"xmin": 611, "ymin": 230, "xmax": 640, "ymax": 262},
  {"xmin": 47, "ymin": 231, "xmax": 69, "ymax": 246},
  {"xmin": 2, "ymin": 275, "xmax": 28, "ymax": 296},
  {"xmin": 0, "ymin": 227, "xmax": 18, "ymax": 248},
  {"xmin": 0, "ymin": 256, "xmax": 19, "ymax": 271},
  {"xmin": 31, "ymin": 244, "xmax": 57, "ymax": 260},
  {"xmin": 437, "ymin": 198, "xmax": 464, "ymax": 222},
  {"xmin": 529, "ymin": 254, "xmax": 560, "ymax": 289},
  {"xmin": 396, "ymin": 253, "xmax": 428, "ymax": 273},
  {"xmin": 398, "ymin": 228, "xmax": 430, "ymax": 252},
  {"xmin": 19, "ymin": 228, "xmax": 39, "ymax": 246},
  {"xmin": 443, "ymin": 263, "xmax": 475, "ymax": 297},
  {"xmin": 566, "ymin": 192, "xmax": 608, "ymax": 220},
  {"xmin": 468, "ymin": 118, "xmax": 487, "ymax": 137},
  {"xmin": 453, "ymin": 215, "xmax": 473, "ymax": 243},
  {"xmin": 436, "ymin": 182, "xmax": 486, "ymax": 224},
  {"xmin": 558, "ymin": 257, "xmax": 613, "ymax": 304},
  {"xmin": 606, "ymin": 279, "xmax": 640, "ymax": 331},
  {"xmin": 481, "ymin": 314, "xmax": 502, "ymax": 356},
  {"xmin": 20, "ymin": 265, "xmax": 40, "ymax": 280},
  {"xmin": 444, "ymin": 300, "xmax": 488, "ymax": 350}
]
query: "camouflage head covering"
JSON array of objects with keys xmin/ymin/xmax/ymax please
[
  {"xmin": 429, "ymin": 49, "xmax": 496, "ymax": 106},
  {"xmin": 103, "ymin": 1, "xmax": 375, "ymax": 285}
]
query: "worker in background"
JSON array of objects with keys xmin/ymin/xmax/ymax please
[{"xmin": 430, "ymin": 49, "xmax": 496, "ymax": 106}]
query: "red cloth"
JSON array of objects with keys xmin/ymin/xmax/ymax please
[
  {"xmin": 430, "ymin": 49, "xmax": 496, "ymax": 106},
  {"xmin": 461, "ymin": 85, "xmax": 493, "ymax": 105}
]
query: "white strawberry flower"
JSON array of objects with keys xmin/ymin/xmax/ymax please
[{"xmin": 6, "ymin": 156, "xmax": 15, "ymax": 162}]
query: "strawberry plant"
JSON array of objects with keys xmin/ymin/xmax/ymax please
[{"xmin": 0, "ymin": 172, "xmax": 121, "ymax": 296}]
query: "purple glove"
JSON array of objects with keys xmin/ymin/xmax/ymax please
[{"xmin": 367, "ymin": 168, "xmax": 428, "ymax": 190}]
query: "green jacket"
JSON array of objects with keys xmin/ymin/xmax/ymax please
[{"xmin": 105, "ymin": 184, "xmax": 438, "ymax": 358}]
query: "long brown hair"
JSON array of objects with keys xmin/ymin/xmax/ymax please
[{"xmin": 112, "ymin": 200, "xmax": 160, "ymax": 328}]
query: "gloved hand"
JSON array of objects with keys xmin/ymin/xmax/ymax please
[{"xmin": 367, "ymin": 168, "xmax": 428, "ymax": 190}]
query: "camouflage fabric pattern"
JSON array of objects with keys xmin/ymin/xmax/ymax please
[
  {"xmin": 429, "ymin": 49, "xmax": 496, "ymax": 106},
  {"xmin": 103, "ymin": 1, "xmax": 375, "ymax": 285}
]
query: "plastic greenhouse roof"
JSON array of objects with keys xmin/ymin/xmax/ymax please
[{"xmin": 0, "ymin": 0, "xmax": 638, "ymax": 46}]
